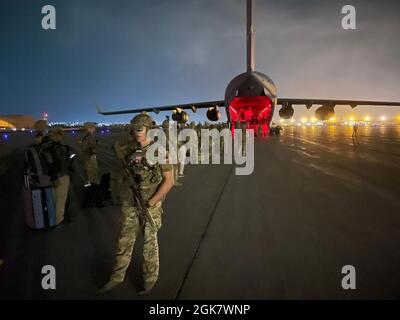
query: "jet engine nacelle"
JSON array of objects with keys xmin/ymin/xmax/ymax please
[
  {"xmin": 206, "ymin": 107, "xmax": 221, "ymax": 122},
  {"xmin": 279, "ymin": 105, "xmax": 294, "ymax": 119},
  {"xmin": 172, "ymin": 110, "xmax": 189, "ymax": 123},
  {"xmin": 315, "ymin": 105, "xmax": 335, "ymax": 120}
]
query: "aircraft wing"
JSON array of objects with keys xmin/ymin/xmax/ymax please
[
  {"xmin": 96, "ymin": 100, "xmax": 225, "ymax": 116},
  {"xmin": 277, "ymin": 98, "xmax": 400, "ymax": 108}
]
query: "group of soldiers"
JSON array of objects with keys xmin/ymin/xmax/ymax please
[
  {"xmin": 98, "ymin": 116, "xmax": 279, "ymax": 295},
  {"xmin": 31, "ymin": 114, "xmax": 176, "ymax": 295},
  {"xmin": 88, "ymin": 116, "xmax": 255, "ymax": 295},
  {"xmin": 28, "ymin": 115, "xmax": 275, "ymax": 296},
  {"xmin": 27, "ymin": 113, "xmax": 285, "ymax": 296}
]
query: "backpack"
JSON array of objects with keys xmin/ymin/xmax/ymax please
[
  {"xmin": 38, "ymin": 139, "xmax": 71, "ymax": 179},
  {"xmin": 24, "ymin": 145, "xmax": 52, "ymax": 188}
]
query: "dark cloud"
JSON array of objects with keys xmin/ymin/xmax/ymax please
[{"xmin": 0, "ymin": 0, "xmax": 399, "ymax": 122}]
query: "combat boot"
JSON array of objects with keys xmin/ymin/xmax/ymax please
[
  {"xmin": 98, "ymin": 279, "xmax": 122, "ymax": 293},
  {"xmin": 138, "ymin": 281, "xmax": 156, "ymax": 295}
]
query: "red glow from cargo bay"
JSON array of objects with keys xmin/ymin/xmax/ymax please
[{"xmin": 229, "ymin": 96, "xmax": 272, "ymax": 137}]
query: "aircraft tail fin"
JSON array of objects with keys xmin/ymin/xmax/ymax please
[
  {"xmin": 247, "ymin": 0, "xmax": 255, "ymax": 72},
  {"xmin": 94, "ymin": 100, "xmax": 103, "ymax": 114}
]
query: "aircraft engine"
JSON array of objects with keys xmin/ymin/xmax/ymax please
[
  {"xmin": 315, "ymin": 105, "xmax": 335, "ymax": 120},
  {"xmin": 206, "ymin": 106, "xmax": 221, "ymax": 122},
  {"xmin": 172, "ymin": 110, "xmax": 189, "ymax": 123},
  {"xmin": 278, "ymin": 105, "xmax": 294, "ymax": 119}
]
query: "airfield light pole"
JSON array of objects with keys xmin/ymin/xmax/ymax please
[{"xmin": 247, "ymin": 0, "xmax": 255, "ymax": 72}]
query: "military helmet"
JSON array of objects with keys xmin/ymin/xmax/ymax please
[
  {"xmin": 130, "ymin": 113, "xmax": 154, "ymax": 131},
  {"xmin": 84, "ymin": 122, "xmax": 97, "ymax": 131},
  {"xmin": 48, "ymin": 125, "xmax": 64, "ymax": 137},
  {"xmin": 34, "ymin": 119, "xmax": 48, "ymax": 131}
]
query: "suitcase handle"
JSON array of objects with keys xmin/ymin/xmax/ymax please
[{"xmin": 24, "ymin": 175, "xmax": 31, "ymax": 191}]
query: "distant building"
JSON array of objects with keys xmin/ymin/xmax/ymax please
[{"xmin": 0, "ymin": 115, "xmax": 36, "ymax": 129}]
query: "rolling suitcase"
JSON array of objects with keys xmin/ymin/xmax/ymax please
[
  {"xmin": 23, "ymin": 177, "xmax": 37, "ymax": 229},
  {"xmin": 23, "ymin": 146, "xmax": 57, "ymax": 229},
  {"xmin": 31, "ymin": 188, "xmax": 46, "ymax": 229},
  {"xmin": 43, "ymin": 187, "xmax": 56, "ymax": 227},
  {"xmin": 23, "ymin": 177, "xmax": 56, "ymax": 229}
]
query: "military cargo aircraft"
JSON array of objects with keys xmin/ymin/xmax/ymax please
[{"xmin": 97, "ymin": 0, "xmax": 400, "ymax": 135}]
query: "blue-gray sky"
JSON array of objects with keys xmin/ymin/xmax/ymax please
[{"xmin": 1, "ymin": 0, "xmax": 400, "ymax": 123}]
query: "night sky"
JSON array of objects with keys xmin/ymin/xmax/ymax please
[{"xmin": 1, "ymin": 0, "xmax": 400, "ymax": 123}]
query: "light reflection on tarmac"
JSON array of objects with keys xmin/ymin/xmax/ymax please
[{"xmin": 0, "ymin": 125, "xmax": 399, "ymax": 299}]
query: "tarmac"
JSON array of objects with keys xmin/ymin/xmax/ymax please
[{"xmin": 0, "ymin": 125, "xmax": 399, "ymax": 299}]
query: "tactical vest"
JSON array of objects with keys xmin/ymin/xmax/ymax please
[{"xmin": 125, "ymin": 142, "xmax": 163, "ymax": 197}]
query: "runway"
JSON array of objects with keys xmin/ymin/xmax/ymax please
[{"xmin": 0, "ymin": 125, "xmax": 399, "ymax": 299}]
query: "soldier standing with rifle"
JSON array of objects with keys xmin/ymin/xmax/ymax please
[{"xmin": 100, "ymin": 114, "xmax": 174, "ymax": 295}]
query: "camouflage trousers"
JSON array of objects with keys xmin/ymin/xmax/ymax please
[
  {"xmin": 53, "ymin": 175, "xmax": 70, "ymax": 224},
  {"xmin": 110, "ymin": 201, "xmax": 163, "ymax": 284},
  {"xmin": 84, "ymin": 155, "xmax": 99, "ymax": 184}
]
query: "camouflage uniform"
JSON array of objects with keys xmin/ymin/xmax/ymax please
[
  {"xmin": 109, "ymin": 119, "xmax": 172, "ymax": 286},
  {"xmin": 46, "ymin": 126, "xmax": 71, "ymax": 224},
  {"xmin": 80, "ymin": 123, "xmax": 99, "ymax": 185},
  {"xmin": 108, "ymin": 133, "xmax": 137, "ymax": 205}
]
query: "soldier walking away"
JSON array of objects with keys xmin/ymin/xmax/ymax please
[
  {"xmin": 78, "ymin": 122, "xmax": 102, "ymax": 207},
  {"xmin": 79, "ymin": 122, "xmax": 99, "ymax": 187},
  {"xmin": 352, "ymin": 122, "xmax": 359, "ymax": 138},
  {"xmin": 274, "ymin": 124, "xmax": 283, "ymax": 136},
  {"xmin": 39, "ymin": 126, "xmax": 74, "ymax": 225},
  {"xmin": 100, "ymin": 114, "xmax": 174, "ymax": 295},
  {"xmin": 269, "ymin": 121, "xmax": 277, "ymax": 136}
]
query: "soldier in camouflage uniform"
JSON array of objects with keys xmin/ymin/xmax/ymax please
[
  {"xmin": 41, "ymin": 126, "xmax": 72, "ymax": 225},
  {"xmin": 79, "ymin": 122, "xmax": 99, "ymax": 187},
  {"xmin": 100, "ymin": 114, "xmax": 174, "ymax": 295}
]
